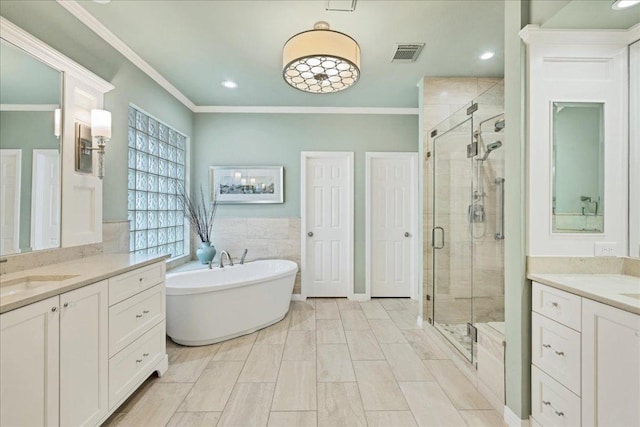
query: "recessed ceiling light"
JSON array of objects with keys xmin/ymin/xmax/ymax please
[
  {"xmin": 479, "ymin": 51, "xmax": 495, "ymax": 60},
  {"xmin": 611, "ymin": 0, "xmax": 640, "ymax": 9},
  {"xmin": 92, "ymin": 0, "xmax": 112, "ymax": 4},
  {"xmin": 221, "ymin": 80, "xmax": 238, "ymax": 89}
]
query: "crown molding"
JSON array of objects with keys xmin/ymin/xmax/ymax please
[
  {"xmin": 520, "ymin": 23, "xmax": 640, "ymax": 46},
  {"xmin": 56, "ymin": 0, "xmax": 196, "ymax": 111},
  {"xmin": 193, "ymin": 105, "xmax": 419, "ymax": 115},
  {"xmin": 0, "ymin": 16, "xmax": 114, "ymax": 94},
  {"xmin": 0, "ymin": 104, "xmax": 60, "ymax": 111},
  {"xmin": 54, "ymin": 1, "xmax": 420, "ymax": 116}
]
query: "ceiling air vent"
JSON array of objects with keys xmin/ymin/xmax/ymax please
[{"xmin": 390, "ymin": 43, "xmax": 425, "ymax": 63}]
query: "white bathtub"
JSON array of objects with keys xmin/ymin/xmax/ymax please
[{"xmin": 166, "ymin": 259, "xmax": 298, "ymax": 346}]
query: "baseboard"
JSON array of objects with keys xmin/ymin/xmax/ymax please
[
  {"xmin": 348, "ymin": 294, "xmax": 370, "ymax": 302},
  {"xmin": 504, "ymin": 405, "xmax": 530, "ymax": 427},
  {"xmin": 290, "ymin": 294, "xmax": 307, "ymax": 301}
]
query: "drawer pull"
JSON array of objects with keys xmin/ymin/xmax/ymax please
[
  {"xmin": 51, "ymin": 306, "xmax": 58, "ymax": 312},
  {"xmin": 542, "ymin": 343, "xmax": 565, "ymax": 356},
  {"xmin": 136, "ymin": 314, "xmax": 143, "ymax": 318},
  {"xmin": 143, "ymin": 353, "xmax": 149, "ymax": 357},
  {"xmin": 136, "ymin": 359, "xmax": 142, "ymax": 363},
  {"xmin": 143, "ymin": 310, "xmax": 150, "ymax": 314},
  {"xmin": 139, "ymin": 277, "xmax": 144, "ymax": 282},
  {"xmin": 550, "ymin": 301, "xmax": 559, "ymax": 307},
  {"xmin": 542, "ymin": 400, "xmax": 564, "ymax": 417}
]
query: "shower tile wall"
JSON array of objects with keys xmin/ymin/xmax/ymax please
[
  {"xmin": 421, "ymin": 77, "xmax": 504, "ymax": 326},
  {"xmin": 192, "ymin": 217, "xmax": 302, "ymax": 293}
]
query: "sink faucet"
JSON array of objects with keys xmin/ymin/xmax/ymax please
[
  {"xmin": 240, "ymin": 249, "xmax": 248, "ymax": 265},
  {"xmin": 218, "ymin": 250, "xmax": 233, "ymax": 268}
]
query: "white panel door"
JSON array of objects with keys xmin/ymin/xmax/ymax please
[
  {"xmin": 366, "ymin": 153, "xmax": 418, "ymax": 297},
  {"xmin": 301, "ymin": 152, "xmax": 354, "ymax": 297},
  {"xmin": 0, "ymin": 296, "xmax": 60, "ymax": 427},
  {"xmin": 59, "ymin": 280, "xmax": 109, "ymax": 427},
  {"xmin": 31, "ymin": 149, "xmax": 61, "ymax": 250},
  {"xmin": 0, "ymin": 149, "xmax": 21, "ymax": 255}
]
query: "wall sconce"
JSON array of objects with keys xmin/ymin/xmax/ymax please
[
  {"xmin": 91, "ymin": 109, "xmax": 111, "ymax": 179},
  {"xmin": 76, "ymin": 109, "xmax": 111, "ymax": 179}
]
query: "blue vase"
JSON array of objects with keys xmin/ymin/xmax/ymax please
[{"xmin": 196, "ymin": 241, "xmax": 216, "ymax": 264}]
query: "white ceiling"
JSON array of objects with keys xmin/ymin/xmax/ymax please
[{"xmin": 76, "ymin": 0, "xmax": 505, "ymax": 109}]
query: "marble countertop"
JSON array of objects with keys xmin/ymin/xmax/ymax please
[
  {"xmin": 528, "ymin": 273, "xmax": 640, "ymax": 315},
  {"xmin": 0, "ymin": 253, "xmax": 169, "ymax": 314}
]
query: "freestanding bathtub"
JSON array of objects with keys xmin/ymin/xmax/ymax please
[{"xmin": 166, "ymin": 259, "xmax": 298, "ymax": 346}]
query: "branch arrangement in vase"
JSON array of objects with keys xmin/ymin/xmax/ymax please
[{"xmin": 178, "ymin": 185, "xmax": 218, "ymax": 243}]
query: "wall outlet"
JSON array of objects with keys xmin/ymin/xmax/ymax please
[{"xmin": 594, "ymin": 242, "xmax": 617, "ymax": 257}]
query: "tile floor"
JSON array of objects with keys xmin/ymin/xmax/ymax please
[{"xmin": 103, "ymin": 299, "xmax": 506, "ymax": 427}]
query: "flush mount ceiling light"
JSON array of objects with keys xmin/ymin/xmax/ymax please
[
  {"xmin": 611, "ymin": 0, "xmax": 640, "ymax": 9},
  {"xmin": 479, "ymin": 51, "xmax": 495, "ymax": 60},
  {"xmin": 283, "ymin": 21, "xmax": 361, "ymax": 94},
  {"xmin": 221, "ymin": 80, "xmax": 238, "ymax": 89}
]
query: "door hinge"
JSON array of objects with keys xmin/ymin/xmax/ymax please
[
  {"xmin": 426, "ymin": 294, "xmax": 431, "ymax": 301},
  {"xmin": 466, "ymin": 103, "xmax": 478, "ymax": 115}
]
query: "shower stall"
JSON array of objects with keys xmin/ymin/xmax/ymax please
[{"xmin": 428, "ymin": 82, "xmax": 505, "ymax": 362}]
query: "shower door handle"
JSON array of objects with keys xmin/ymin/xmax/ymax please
[
  {"xmin": 495, "ymin": 177, "xmax": 505, "ymax": 240},
  {"xmin": 431, "ymin": 226, "xmax": 445, "ymax": 249}
]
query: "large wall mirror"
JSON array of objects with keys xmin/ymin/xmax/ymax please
[
  {"xmin": 0, "ymin": 38, "xmax": 63, "ymax": 256},
  {"xmin": 551, "ymin": 102, "xmax": 604, "ymax": 234}
]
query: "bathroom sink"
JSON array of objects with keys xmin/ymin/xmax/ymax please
[
  {"xmin": 0, "ymin": 275, "xmax": 79, "ymax": 298},
  {"xmin": 621, "ymin": 293, "xmax": 640, "ymax": 300}
]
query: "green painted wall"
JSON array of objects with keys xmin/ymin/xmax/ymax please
[
  {"xmin": 193, "ymin": 113, "xmax": 418, "ymax": 292},
  {"xmin": 1, "ymin": 1, "xmax": 194, "ymax": 222},
  {"xmin": 0, "ymin": 111, "xmax": 59, "ymax": 251},
  {"xmin": 504, "ymin": 0, "xmax": 530, "ymax": 420}
]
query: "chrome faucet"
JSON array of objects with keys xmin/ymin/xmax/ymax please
[
  {"xmin": 240, "ymin": 249, "xmax": 248, "ymax": 265},
  {"xmin": 218, "ymin": 250, "xmax": 233, "ymax": 268}
]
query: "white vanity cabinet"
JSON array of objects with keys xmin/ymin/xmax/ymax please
[
  {"xmin": 531, "ymin": 281, "xmax": 640, "ymax": 427},
  {"xmin": 0, "ymin": 281, "xmax": 108, "ymax": 427},
  {"xmin": 0, "ymin": 296, "xmax": 60, "ymax": 427},
  {"xmin": 0, "ymin": 259, "xmax": 167, "ymax": 426},
  {"xmin": 582, "ymin": 299, "xmax": 640, "ymax": 427}
]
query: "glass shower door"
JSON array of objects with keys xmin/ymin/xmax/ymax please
[{"xmin": 432, "ymin": 115, "xmax": 475, "ymax": 362}]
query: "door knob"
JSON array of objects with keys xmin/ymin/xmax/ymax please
[
  {"xmin": 404, "ymin": 232, "xmax": 410, "ymax": 237},
  {"xmin": 307, "ymin": 232, "xmax": 314, "ymax": 237}
]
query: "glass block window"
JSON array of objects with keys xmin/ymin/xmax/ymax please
[{"xmin": 128, "ymin": 106, "xmax": 187, "ymax": 258}]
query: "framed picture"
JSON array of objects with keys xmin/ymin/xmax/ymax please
[{"xmin": 210, "ymin": 166, "xmax": 284, "ymax": 204}]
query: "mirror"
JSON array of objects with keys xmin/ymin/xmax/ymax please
[
  {"xmin": 552, "ymin": 102, "xmax": 604, "ymax": 233},
  {"xmin": 0, "ymin": 39, "xmax": 62, "ymax": 256}
]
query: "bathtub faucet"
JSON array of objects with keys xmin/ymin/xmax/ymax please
[
  {"xmin": 218, "ymin": 250, "xmax": 233, "ymax": 268},
  {"xmin": 240, "ymin": 249, "xmax": 248, "ymax": 265}
]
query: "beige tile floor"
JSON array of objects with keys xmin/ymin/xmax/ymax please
[{"xmin": 103, "ymin": 299, "xmax": 506, "ymax": 427}]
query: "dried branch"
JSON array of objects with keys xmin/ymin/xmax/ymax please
[{"xmin": 178, "ymin": 184, "xmax": 217, "ymax": 243}]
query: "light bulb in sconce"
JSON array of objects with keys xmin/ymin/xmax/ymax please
[
  {"xmin": 54, "ymin": 108, "xmax": 61, "ymax": 138},
  {"xmin": 91, "ymin": 109, "xmax": 112, "ymax": 138},
  {"xmin": 90, "ymin": 109, "xmax": 112, "ymax": 179}
]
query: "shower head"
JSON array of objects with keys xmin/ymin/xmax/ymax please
[
  {"xmin": 479, "ymin": 141, "xmax": 502, "ymax": 161},
  {"xmin": 487, "ymin": 141, "xmax": 502, "ymax": 151},
  {"xmin": 494, "ymin": 119, "xmax": 505, "ymax": 132}
]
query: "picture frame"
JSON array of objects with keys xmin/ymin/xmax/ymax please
[{"xmin": 209, "ymin": 166, "xmax": 284, "ymax": 204}]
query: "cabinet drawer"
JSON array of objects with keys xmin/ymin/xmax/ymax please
[
  {"xmin": 108, "ymin": 321, "xmax": 165, "ymax": 409},
  {"xmin": 531, "ymin": 366, "xmax": 581, "ymax": 427},
  {"xmin": 109, "ymin": 284, "xmax": 165, "ymax": 357},
  {"xmin": 109, "ymin": 262, "xmax": 165, "ymax": 305},
  {"xmin": 532, "ymin": 282, "xmax": 581, "ymax": 331},
  {"xmin": 532, "ymin": 313, "xmax": 581, "ymax": 395}
]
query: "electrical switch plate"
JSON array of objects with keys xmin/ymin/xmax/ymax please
[{"xmin": 594, "ymin": 242, "xmax": 617, "ymax": 257}]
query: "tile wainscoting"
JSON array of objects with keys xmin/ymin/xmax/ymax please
[{"xmin": 194, "ymin": 217, "xmax": 302, "ymax": 294}]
